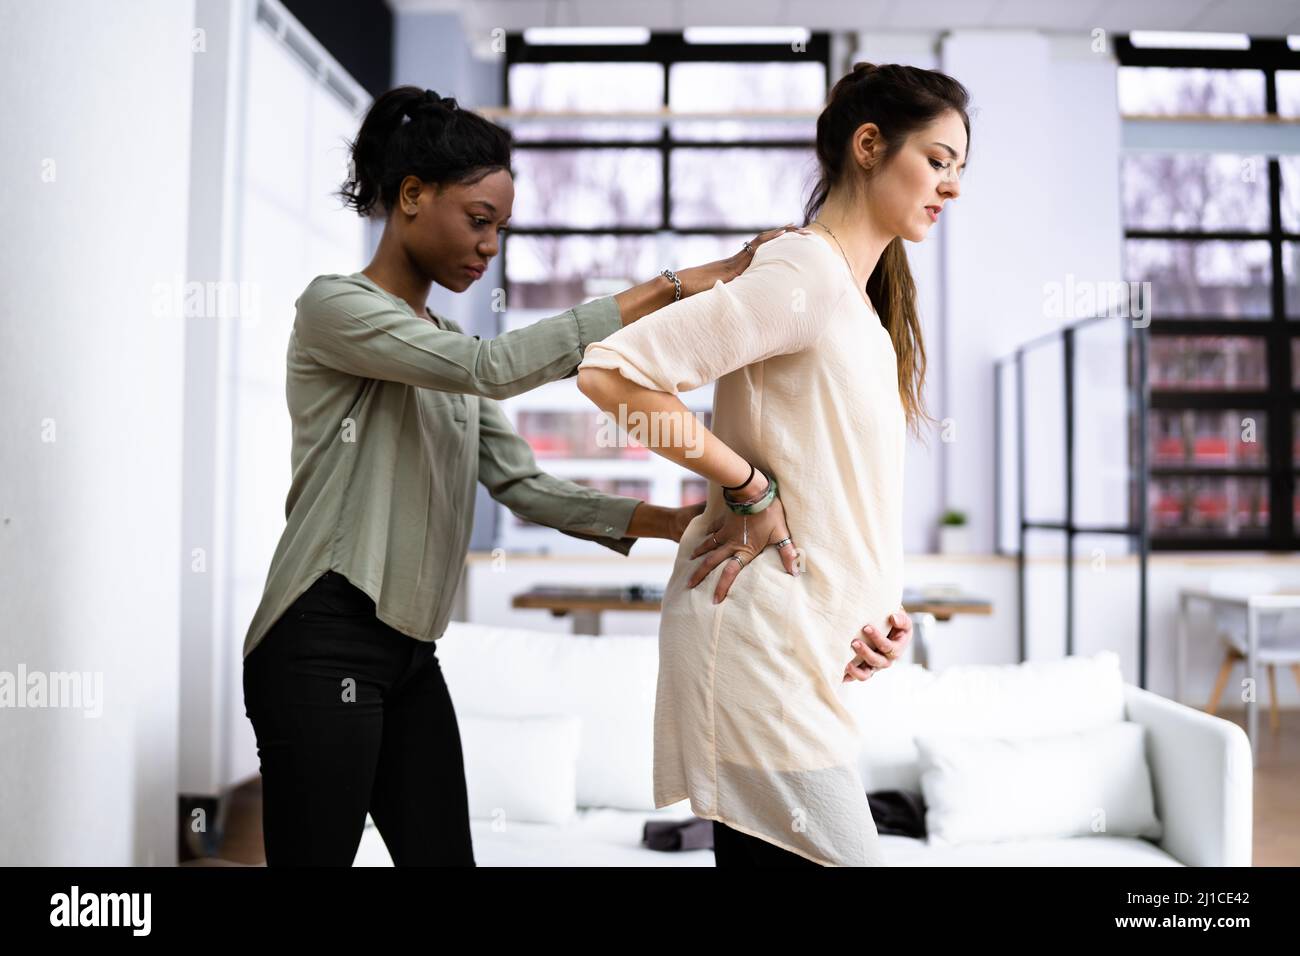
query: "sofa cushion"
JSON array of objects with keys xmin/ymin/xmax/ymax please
[
  {"xmin": 846, "ymin": 650, "xmax": 1129, "ymax": 792},
  {"xmin": 354, "ymin": 810, "xmax": 1182, "ymax": 867},
  {"xmin": 437, "ymin": 622, "xmax": 659, "ymax": 810},
  {"xmin": 355, "ymin": 802, "xmax": 715, "ymax": 867},
  {"xmin": 458, "ymin": 713, "xmax": 581, "ymax": 825},
  {"xmin": 916, "ymin": 720, "xmax": 1163, "ymax": 845}
]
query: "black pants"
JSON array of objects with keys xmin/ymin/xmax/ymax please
[
  {"xmin": 242, "ymin": 570, "xmax": 475, "ymax": 866},
  {"xmin": 712, "ymin": 820, "xmax": 825, "ymax": 867}
]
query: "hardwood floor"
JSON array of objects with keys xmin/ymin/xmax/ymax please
[
  {"xmin": 182, "ymin": 709, "xmax": 1300, "ymax": 867},
  {"xmin": 179, "ymin": 777, "xmax": 267, "ymax": 867},
  {"xmin": 1232, "ymin": 709, "xmax": 1300, "ymax": 867}
]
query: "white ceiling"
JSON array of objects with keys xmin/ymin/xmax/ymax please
[{"xmin": 386, "ymin": 0, "xmax": 1300, "ymax": 36}]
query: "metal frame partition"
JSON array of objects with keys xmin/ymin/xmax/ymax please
[{"xmin": 994, "ymin": 312, "xmax": 1151, "ymax": 688}]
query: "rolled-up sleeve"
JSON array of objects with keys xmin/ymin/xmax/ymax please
[
  {"xmin": 476, "ymin": 395, "xmax": 641, "ymax": 555},
  {"xmin": 577, "ymin": 234, "xmax": 847, "ymax": 394},
  {"xmin": 294, "ymin": 274, "xmax": 623, "ymax": 399}
]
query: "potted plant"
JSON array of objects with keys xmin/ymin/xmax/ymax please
[{"xmin": 938, "ymin": 509, "xmax": 969, "ymax": 554}]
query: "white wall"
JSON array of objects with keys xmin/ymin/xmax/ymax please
[{"xmin": 0, "ymin": 0, "xmax": 196, "ymax": 865}]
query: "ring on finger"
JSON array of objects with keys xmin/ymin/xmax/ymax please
[
  {"xmin": 727, "ymin": 554, "xmax": 745, "ymax": 568},
  {"xmin": 772, "ymin": 536, "xmax": 792, "ymax": 550}
]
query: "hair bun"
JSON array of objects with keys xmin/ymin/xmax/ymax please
[
  {"xmin": 402, "ymin": 89, "xmax": 458, "ymax": 121},
  {"xmin": 424, "ymin": 89, "xmax": 458, "ymax": 110},
  {"xmin": 851, "ymin": 61, "xmax": 879, "ymax": 79}
]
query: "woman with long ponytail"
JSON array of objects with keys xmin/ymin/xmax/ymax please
[
  {"xmin": 577, "ymin": 63, "xmax": 971, "ymax": 866},
  {"xmin": 240, "ymin": 85, "xmax": 803, "ymax": 866}
]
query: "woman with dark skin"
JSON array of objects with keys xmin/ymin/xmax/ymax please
[{"xmin": 241, "ymin": 85, "xmax": 897, "ymax": 867}]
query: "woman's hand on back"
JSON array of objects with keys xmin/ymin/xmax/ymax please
[
  {"xmin": 686, "ymin": 495, "xmax": 801, "ymax": 604},
  {"xmin": 676, "ymin": 224, "xmax": 812, "ymax": 297}
]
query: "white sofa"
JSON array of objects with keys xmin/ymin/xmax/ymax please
[{"xmin": 354, "ymin": 622, "xmax": 1253, "ymax": 867}]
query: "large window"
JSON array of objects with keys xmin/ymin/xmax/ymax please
[
  {"xmin": 494, "ymin": 30, "xmax": 830, "ymax": 553},
  {"xmin": 1118, "ymin": 35, "xmax": 1300, "ymax": 550}
]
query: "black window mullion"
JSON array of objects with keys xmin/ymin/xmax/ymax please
[
  {"xmin": 661, "ymin": 50, "xmax": 670, "ymax": 232},
  {"xmin": 1266, "ymin": 157, "xmax": 1293, "ymax": 547},
  {"xmin": 502, "ymin": 30, "xmax": 830, "ymax": 289}
]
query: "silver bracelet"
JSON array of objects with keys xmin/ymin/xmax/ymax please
[{"xmin": 660, "ymin": 268, "xmax": 682, "ymax": 301}]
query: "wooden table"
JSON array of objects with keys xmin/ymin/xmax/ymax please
[
  {"xmin": 898, "ymin": 588, "xmax": 993, "ymax": 667},
  {"xmin": 512, "ymin": 585, "xmax": 992, "ymax": 667},
  {"xmin": 512, "ymin": 585, "xmax": 664, "ymax": 635}
]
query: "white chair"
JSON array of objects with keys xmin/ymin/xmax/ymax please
[{"xmin": 1205, "ymin": 572, "xmax": 1300, "ymax": 733}]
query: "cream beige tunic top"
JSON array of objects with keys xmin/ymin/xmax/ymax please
[{"xmin": 578, "ymin": 230, "xmax": 906, "ymax": 866}]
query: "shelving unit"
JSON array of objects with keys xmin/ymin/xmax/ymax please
[{"xmin": 1114, "ymin": 33, "xmax": 1300, "ymax": 550}]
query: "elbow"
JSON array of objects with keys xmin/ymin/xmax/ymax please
[{"xmin": 576, "ymin": 366, "xmax": 615, "ymax": 408}]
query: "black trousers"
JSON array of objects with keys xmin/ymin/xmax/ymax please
[
  {"xmin": 242, "ymin": 570, "xmax": 475, "ymax": 866},
  {"xmin": 712, "ymin": 820, "xmax": 826, "ymax": 867}
]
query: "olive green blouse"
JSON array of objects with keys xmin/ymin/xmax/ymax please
[{"xmin": 242, "ymin": 272, "xmax": 641, "ymax": 660}]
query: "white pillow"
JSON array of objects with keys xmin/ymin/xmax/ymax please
[
  {"xmin": 458, "ymin": 714, "xmax": 581, "ymax": 827},
  {"xmin": 437, "ymin": 624, "xmax": 661, "ymax": 810},
  {"xmin": 915, "ymin": 721, "xmax": 1163, "ymax": 846}
]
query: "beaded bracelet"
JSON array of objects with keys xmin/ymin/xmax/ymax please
[{"xmin": 723, "ymin": 471, "xmax": 778, "ymax": 515}]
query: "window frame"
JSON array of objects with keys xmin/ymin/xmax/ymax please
[
  {"xmin": 500, "ymin": 31, "xmax": 831, "ymax": 255},
  {"xmin": 1117, "ymin": 34, "xmax": 1300, "ymax": 551}
]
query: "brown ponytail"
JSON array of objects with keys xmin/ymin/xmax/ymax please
[{"xmin": 804, "ymin": 62, "xmax": 972, "ymax": 445}]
